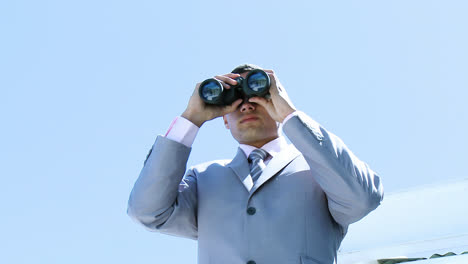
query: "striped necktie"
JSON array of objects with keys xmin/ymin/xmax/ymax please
[{"xmin": 248, "ymin": 149, "xmax": 269, "ymax": 183}]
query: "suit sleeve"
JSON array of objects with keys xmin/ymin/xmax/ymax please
[
  {"xmin": 282, "ymin": 111, "xmax": 384, "ymax": 227},
  {"xmin": 127, "ymin": 136, "xmax": 198, "ymax": 240}
]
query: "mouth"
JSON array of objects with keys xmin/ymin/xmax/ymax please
[{"xmin": 240, "ymin": 115, "xmax": 259, "ymax": 124}]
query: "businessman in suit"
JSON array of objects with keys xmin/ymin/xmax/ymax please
[{"xmin": 127, "ymin": 64, "xmax": 384, "ymax": 264}]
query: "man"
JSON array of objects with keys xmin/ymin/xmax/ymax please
[{"xmin": 127, "ymin": 64, "xmax": 384, "ymax": 264}]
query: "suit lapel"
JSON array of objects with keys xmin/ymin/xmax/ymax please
[
  {"xmin": 227, "ymin": 148, "xmax": 253, "ymax": 192},
  {"xmin": 248, "ymin": 145, "xmax": 301, "ymax": 199}
]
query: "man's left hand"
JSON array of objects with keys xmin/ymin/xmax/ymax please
[{"xmin": 248, "ymin": 70, "xmax": 296, "ymax": 123}]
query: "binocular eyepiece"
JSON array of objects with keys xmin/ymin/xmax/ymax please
[{"xmin": 198, "ymin": 69, "xmax": 271, "ymax": 106}]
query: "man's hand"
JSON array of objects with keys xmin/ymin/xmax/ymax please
[
  {"xmin": 248, "ymin": 70, "xmax": 296, "ymax": 123},
  {"xmin": 181, "ymin": 73, "xmax": 243, "ymax": 127}
]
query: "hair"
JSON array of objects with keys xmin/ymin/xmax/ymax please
[{"xmin": 231, "ymin": 63, "xmax": 264, "ymax": 74}]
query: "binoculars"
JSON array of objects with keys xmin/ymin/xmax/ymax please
[{"xmin": 198, "ymin": 69, "xmax": 271, "ymax": 105}]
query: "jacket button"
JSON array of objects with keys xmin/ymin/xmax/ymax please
[
  {"xmin": 247, "ymin": 207, "xmax": 256, "ymax": 215},
  {"xmin": 247, "ymin": 261, "xmax": 256, "ymax": 264}
]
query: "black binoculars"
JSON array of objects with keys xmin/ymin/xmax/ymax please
[{"xmin": 198, "ymin": 69, "xmax": 271, "ymax": 106}]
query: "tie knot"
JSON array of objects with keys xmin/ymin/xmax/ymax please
[{"xmin": 248, "ymin": 149, "xmax": 269, "ymax": 162}]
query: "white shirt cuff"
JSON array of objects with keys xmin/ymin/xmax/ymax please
[
  {"xmin": 164, "ymin": 116, "xmax": 199, "ymax": 147},
  {"xmin": 282, "ymin": 111, "xmax": 298, "ymax": 124}
]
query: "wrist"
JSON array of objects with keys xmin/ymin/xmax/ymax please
[
  {"xmin": 279, "ymin": 107, "xmax": 296, "ymax": 123},
  {"xmin": 181, "ymin": 109, "xmax": 205, "ymax": 127},
  {"xmin": 281, "ymin": 109, "xmax": 297, "ymax": 123}
]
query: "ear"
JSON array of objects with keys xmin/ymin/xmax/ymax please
[{"xmin": 223, "ymin": 115, "xmax": 230, "ymax": 129}]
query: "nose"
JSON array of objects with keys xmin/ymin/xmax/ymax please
[{"xmin": 240, "ymin": 98, "xmax": 256, "ymax": 113}]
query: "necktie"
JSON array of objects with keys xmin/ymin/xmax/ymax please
[{"xmin": 248, "ymin": 149, "xmax": 269, "ymax": 184}]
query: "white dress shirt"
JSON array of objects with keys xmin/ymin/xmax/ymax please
[{"xmin": 164, "ymin": 112, "xmax": 298, "ymax": 190}]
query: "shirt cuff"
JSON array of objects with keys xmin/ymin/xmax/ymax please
[
  {"xmin": 282, "ymin": 111, "xmax": 299, "ymax": 124},
  {"xmin": 164, "ymin": 116, "xmax": 199, "ymax": 147}
]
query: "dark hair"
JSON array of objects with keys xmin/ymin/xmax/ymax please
[{"xmin": 231, "ymin": 63, "xmax": 263, "ymax": 74}]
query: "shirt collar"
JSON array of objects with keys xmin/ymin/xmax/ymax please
[{"xmin": 239, "ymin": 136, "xmax": 289, "ymax": 158}]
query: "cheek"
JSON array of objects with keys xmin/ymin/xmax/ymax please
[
  {"xmin": 226, "ymin": 114, "xmax": 238, "ymax": 127},
  {"xmin": 225, "ymin": 117, "xmax": 238, "ymax": 132},
  {"xmin": 266, "ymin": 119, "xmax": 280, "ymax": 131},
  {"xmin": 229, "ymin": 123, "xmax": 239, "ymax": 134}
]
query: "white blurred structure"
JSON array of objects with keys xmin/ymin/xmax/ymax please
[{"xmin": 338, "ymin": 178, "xmax": 468, "ymax": 264}]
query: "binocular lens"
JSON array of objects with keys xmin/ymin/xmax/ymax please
[
  {"xmin": 200, "ymin": 80, "xmax": 222, "ymax": 101},
  {"xmin": 247, "ymin": 72, "xmax": 269, "ymax": 92},
  {"xmin": 198, "ymin": 69, "xmax": 270, "ymax": 105}
]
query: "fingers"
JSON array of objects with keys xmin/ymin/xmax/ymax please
[
  {"xmin": 222, "ymin": 73, "xmax": 241, "ymax": 79},
  {"xmin": 248, "ymin": 96, "xmax": 270, "ymax": 109},
  {"xmin": 264, "ymin": 71, "xmax": 283, "ymax": 95},
  {"xmin": 215, "ymin": 73, "xmax": 240, "ymax": 89},
  {"xmin": 221, "ymin": 99, "xmax": 243, "ymax": 115},
  {"xmin": 266, "ymin": 73, "xmax": 279, "ymax": 95}
]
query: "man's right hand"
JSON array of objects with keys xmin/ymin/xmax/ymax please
[{"xmin": 181, "ymin": 73, "xmax": 243, "ymax": 127}]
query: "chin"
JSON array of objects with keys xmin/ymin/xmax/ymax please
[{"xmin": 239, "ymin": 134, "xmax": 268, "ymax": 145}]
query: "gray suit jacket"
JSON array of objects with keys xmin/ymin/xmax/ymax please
[{"xmin": 127, "ymin": 112, "xmax": 384, "ymax": 264}]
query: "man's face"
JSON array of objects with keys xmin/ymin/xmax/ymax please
[{"xmin": 222, "ymin": 72, "xmax": 279, "ymax": 148}]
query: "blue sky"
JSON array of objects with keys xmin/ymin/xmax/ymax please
[{"xmin": 1, "ymin": 0, "xmax": 467, "ymax": 263}]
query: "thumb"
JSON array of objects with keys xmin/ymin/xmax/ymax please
[
  {"xmin": 248, "ymin": 96, "xmax": 269, "ymax": 108},
  {"xmin": 222, "ymin": 99, "xmax": 243, "ymax": 115}
]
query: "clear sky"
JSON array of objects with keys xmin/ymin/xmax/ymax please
[{"xmin": 1, "ymin": 0, "xmax": 467, "ymax": 263}]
